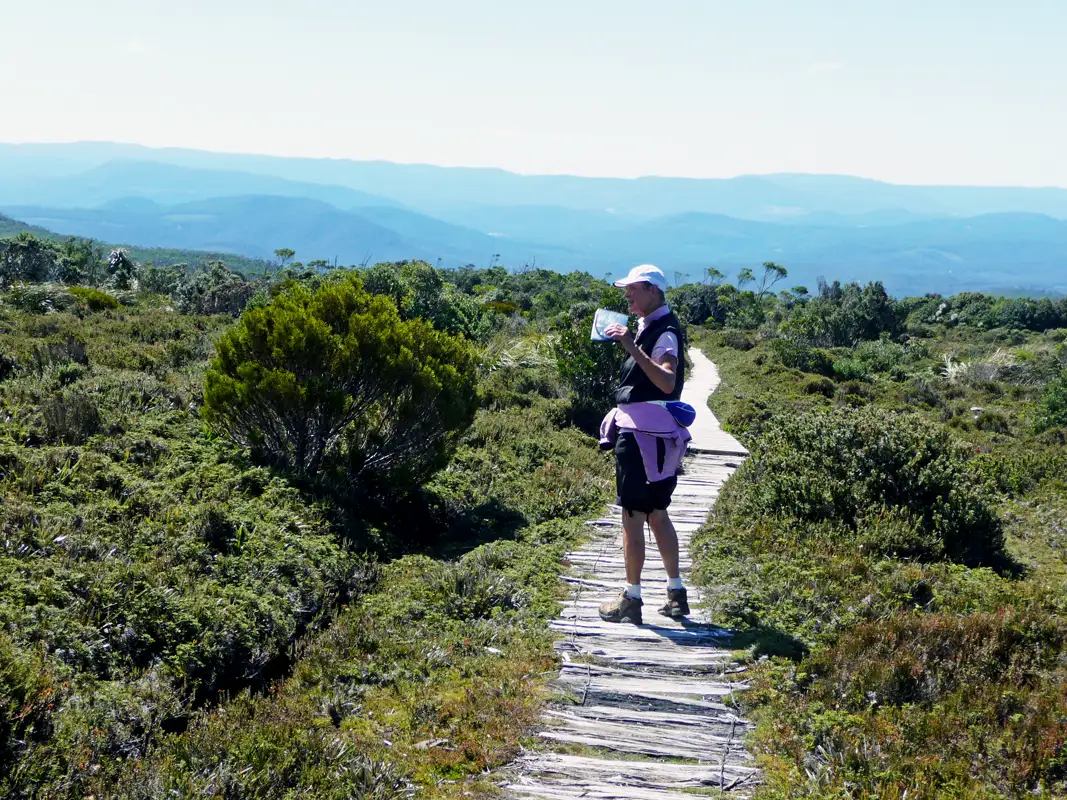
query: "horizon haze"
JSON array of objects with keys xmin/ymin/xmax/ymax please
[{"xmin": 4, "ymin": 0, "xmax": 1067, "ymax": 187}]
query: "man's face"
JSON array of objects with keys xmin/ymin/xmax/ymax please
[{"xmin": 625, "ymin": 281, "xmax": 659, "ymax": 316}]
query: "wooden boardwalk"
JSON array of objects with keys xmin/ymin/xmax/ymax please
[{"xmin": 506, "ymin": 350, "xmax": 756, "ymax": 799}]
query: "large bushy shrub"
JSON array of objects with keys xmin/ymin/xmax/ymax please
[
  {"xmin": 203, "ymin": 273, "xmax": 478, "ymax": 490},
  {"xmin": 719, "ymin": 406, "xmax": 1005, "ymax": 565},
  {"xmin": 768, "ymin": 338, "xmax": 834, "ymax": 376}
]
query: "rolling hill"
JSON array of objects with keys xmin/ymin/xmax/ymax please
[
  {"xmin": 1, "ymin": 196, "xmax": 549, "ymax": 268},
  {"xmin": 0, "ymin": 159, "xmax": 402, "ymax": 210},
  {"xmin": 2, "ymin": 142, "xmax": 1067, "ymax": 294},
  {"xmin": 5, "ymin": 141, "xmax": 1067, "ymax": 220},
  {"xmin": 0, "ymin": 212, "xmax": 273, "ymax": 273}
]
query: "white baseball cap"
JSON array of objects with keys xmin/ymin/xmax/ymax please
[{"xmin": 613, "ymin": 264, "xmax": 668, "ymax": 292}]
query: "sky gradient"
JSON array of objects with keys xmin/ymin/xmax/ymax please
[{"xmin": 4, "ymin": 0, "xmax": 1066, "ymax": 186}]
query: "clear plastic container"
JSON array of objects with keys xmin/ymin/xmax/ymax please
[{"xmin": 590, "ymin": 308, "xmax": 630, "ymax": 341}]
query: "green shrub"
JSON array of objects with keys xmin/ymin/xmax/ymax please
[
  {"xmin": 0, "ymin": 233, "xmax": 59, "ymax": 288},
  {"xmin": 853, "ymin": 336, "xmax": 909, "ymax": 373},
  {"xmin": 554, "ymin": 315, "xmax": 625, "ymax": 432},
  {"xmin": 832, "ymin": 356, "xmax": 870, "ymax": 381},
  {"xmin": 769, "ymin": 339, "xmax": 834, "ymax": 376},
  {"xmin": 904, "ymin": 375, "xmax": 945, "ymax": 408},
  {"xmin": 748, "ymin": 608, "xmax": 1067, "ymax": 798},
  {"xmin": 969, "ymin": 449, "xmax": 1067, "ymax": 496},
  {"xmin": 0, "ymin": 352, "xmax": 17, "ymax": 381},
  {"xmin": 974, "ymin": 408, "xmax": 1011, "ymax": 434},
  {"xmin": 41, "ymin": 388, "xmax": 101, "ymax": 443},
  {"xmin": 428, "ymin": 402, "xmax": 610, "ymax": 536},
  {"xmin": 722, "ymin": 329, "xmax": 754, "ymax": 351},
  {"xmin": 0, "ymin": 632, "xmax": 61, "ymax": 782},
  {"xmin": 717, "ymin": 406, "xmax": 1006, "ymax": 566},
  {"xmin": 203, "ymin": 273, "xmax": 478, "ymax": 490},
  {"xmin": 29, "ymin": 334, "xmax": 89, "ymax": 374},
  {"xmin": 102, "ymin": 690, "xmax": 410, "ymax": 800},
  {"xmin": 780, "ymin": 280, "xmax": 900, "ymax": 346},
  {"xmin": 1035, "ymin": 371, "xmax": 1067, "ymax": 432},
  {"xmin": 801, "ymin": 376, "xmax": 835, "ymax": 398},
  {"xmin": 836, "ymin": 380, "xmax": 875, "ymax": 409},
  {"xmin": 4, "ymin": 283, "xmax": 75, "ymax": 314},
  {"xmin": 68, "ymin": 285, "xmax": 121, "ymax": 311}
]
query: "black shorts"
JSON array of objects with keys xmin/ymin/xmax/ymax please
[{"xmin": 614, "ymin": 432, "xmax": 677, "ymax": 514}]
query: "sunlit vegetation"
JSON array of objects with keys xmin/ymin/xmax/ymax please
[{"xmin": 3, "ymin": 225, "xmax": 1066, "ymax": 797}]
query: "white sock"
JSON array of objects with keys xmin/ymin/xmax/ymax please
[
  {"xmin": 667, "ymin": 577, "xmax": 684, "ymax": 590},
  {"xmin": 624, "ymin": 583, "xmax": 642, "ymax": 599}
]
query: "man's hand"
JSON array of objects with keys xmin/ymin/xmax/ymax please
[{"xmin": 603, "ymin": 322, "xmax": 635, "ymax": 353}]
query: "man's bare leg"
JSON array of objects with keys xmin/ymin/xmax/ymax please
[
  {"xmin": 598, "ymin": 509, "xmax": 649, "ymax": 624},
  {"xmin": 622, "ymin": 510, "xmax": 647, "ymax": 587},
  {"xmin": 648, "ymin": 509, "xmax": 680, "ymax": 580}
]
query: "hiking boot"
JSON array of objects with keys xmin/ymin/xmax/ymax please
[
  {"xmin": 598, "ymin": 591, "xmax": 643, "ymax": 625},
  {"xmin": 658, "ymin": 587, "xmax": 690, "ymax": 618}
]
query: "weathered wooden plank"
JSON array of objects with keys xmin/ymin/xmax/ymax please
[
  {"xmin": 547, "ymin": 704, "xmax": 745, "ymax": 728},
  {"xmin": 538, "ymin": 730, "xmax": 745, "ymax": 763},
  {"xmin": 506, "ymin": 779, "xmax": 712, "ymax": 800},
  {"xmin": 512, "ymin": 752, "xmax": 759, "ymax": 788},
  {"xmin": 550, "ymin": 618, "xmax": 732, "ymax": 643},
  {"xmin": 557, "ymin": 665, "xmax": 740, "ymax": 699},
  {"xmin": 555, "ymin": 646, "xmax": 736, "ymax": 671},
  {"xmin": 539, "ymin": 712, "xmax": 750, "ymax": 761}
]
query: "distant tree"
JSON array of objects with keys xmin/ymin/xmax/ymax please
[
  {"xmin": 0, "ymin": 233, "xmax": 58, "ymax": 287},
  {"xmin": 107, "ymin": 248, "xmax": 137, "ymax": 290},
  {"xmin": 202, "ymin": 273, "xmax": 478, "ymax": 491},
  {"xmin": 57, "ymin": 237, "xmax": 104, "ymax": 285},
  {"xmin": 754, "ymin": 261, "xmax": 788, "ymax": 302},
  {"xmin": 138, "ymin": 262, "xmax": 185, "ymax": 296},
  {"xmin": 361, "ymin": 260, "xmax": 492, "ymax": 341},
  {"xmin": 274, "ymin": 248, "xmax": 296, "ymax": 269},
  {"xmin": 668, "ymin": 284, "xmax": 729, "ymax": 327},
  {"xmin": 705, "ymin": 267, "xmax": 724, "ymax": 286},
  {"xmin": 736, "ymin": 267, "xmax": 755, "ymax": 290},
  {"xmin": 177, "ymin": 261, "xmax": 256, "ymax": 315},
  {"xmin": 781, "ymin": 281, "xmax": 900, "ymax": 347}
]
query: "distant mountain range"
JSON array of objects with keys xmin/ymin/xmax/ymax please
[{"xmin": 1, "ymin": 141, "xmax": 1066, "ymax": 295}]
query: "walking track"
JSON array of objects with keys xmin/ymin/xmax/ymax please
[{"xmin": 506, "ymin": 349, "xmax": 757, "ymax": 799}]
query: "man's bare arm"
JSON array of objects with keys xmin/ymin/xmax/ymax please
[{"xmin": 629, "ymin": 346, "xmax": 677, "ymax": 394}]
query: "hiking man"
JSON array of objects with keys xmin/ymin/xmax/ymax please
[{"xmin": 597, "ymin": 264, "xmax": 690, "ymax": 626}]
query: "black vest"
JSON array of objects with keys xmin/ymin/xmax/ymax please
[{"xmin": 615, "ymin": 309, "xmax": 685, "ymax": 404}]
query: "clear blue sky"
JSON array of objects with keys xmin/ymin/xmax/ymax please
[{"xmin": 4, "ymin": 0, "xmax": 1066, "ymax": 186}]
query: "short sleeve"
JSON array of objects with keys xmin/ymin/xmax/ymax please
[{"xmin": 650, "ymin": 331, "xmax": 680, "ymax": 362}]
